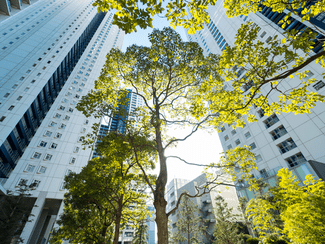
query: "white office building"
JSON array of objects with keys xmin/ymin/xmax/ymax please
[
  {"xmin": 0, "ymin": 0, "xmax": 124, "ymax": 243},
  {"xmin": 187, "ymin": 3, "xmax": 325, "ymax": 200},
  {"xmin": 166, "ymin": 174, "xmax": 241, "ymax": 243}
]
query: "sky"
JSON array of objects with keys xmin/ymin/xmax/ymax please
[{"xmin": 120, "ymin": 16, "xmax": 224, "ymax": 184}]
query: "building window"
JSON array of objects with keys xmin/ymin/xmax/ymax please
[
  {"xmin": 313, "ymin": 80, "xmax": 325, "ymax": 91},
  {"xmin": 74, "ymin": 147, "xmax": 80, "ymax": 153},
  {"xmin": 249, "ymin": 142, "xmax": 256, "ymax": 150},
  {"xmin": 54, "ymin": 113, "xmax": 61, "ymax": 119},
  {"xmin": 259, "ymin": 169, "xmax": 268, "ymax": 178},
  {"xmin": 171, "ymin": 201, "xmax": 175, "ymax": 206},
  {"xmin": 49, "ymin": 121, "xmax": 57, "ymax": 127},
  {"xmin": 18, "ymin": 178, "xmax": 28, "ymax": 186},
  {"xmin": 277, "ymin": 138, "xmax": 297, "ymax": 154},
  {"xmin": 44, "ymin": 131, "xmax": 52, "ymax": 137},
  {"xmin": 68, "ymin": 108, "xmax": 74, "ymax": 113},
  {"xmin": 124, "ymin": 232, "xmax": 133, "ymax": 237},
  {"xmin": 270, "ymin": 125, "xmax": 288, "ymax": 140},
  {"xmin": 227, "ymin": 144, "xmax": 233, "ymax": 150},
  {"xmin": 32, "ymin": 180, "xmax": 41, "ymax": 188},
  {"xmin": 235, "ymin": 139, "xmax": 241, "ymax": 145},
  {"xmin": 38, "ymin": 166, "xmax": 47, "ymax": 174},
  {"xmin": 257, "ymin": 109, "xmax": 265, "ymax": 118},
  {"xmin": 84, "ymin": 119, "xmax": 89, "ymax": 125},
  {"xmin": 25, "ymin": 164, "xmax": 35, "ymax": 172},
  {"xmin": 78, "ymin": 137, "xmax": 83, "ymax": 142},
  {"xmin": 231, "ymin": 129, "xmax": 236, "ymax": 135},
  {"xmin": 80, "ymin": 128, "xmax": 86, "ymax": 133},
  {"xmin": 285, "ymin": 153, "xmax": 306, "ymax": 168},
  {"xmin": 59, "ymin": 105, "xmax": 65, "ymax": 110},
  {"xmin": 263, "ymin": 114, "xmax": 279, "ymax": 128},
  {"xmin": 17, "ymin": 96, "xmax": 23, "ymax": 100},
  {"xmin": 33, "ymin": 152, "xmax": 42, "ymax": 159},
  {"xmin": 4, "ymin": 93, "xmax": 10, "ymax": 98},
  {"xmin": 255, "ymin": 154, "xmax": 262, "ymax": 162},
  {"xmin": 50, "ymin": 143, "xmax": 58, "ymax": 149},
  {"xmin": 70, "ymin": 157, "xmax": 76, "ymax": 164},
  {"xmin": 172, "ymin": 223, "xmax": 176, "ymax": 228},
  {"xmin": 60, "ymin": 182, "xmax": 66, "ymax": 191},
  {"xmin": 44, "ymin": 154, "xmax": 53, "ymax": 161},
  {"xmin": 60, "ymin": 123, "xmax": 66, "ymax": 129},
  {"xmin": 260, "ymin": 31, "xmax": 266, "ymax": 38},
  {"xmin": 55, "ymin": 133, "xmax": 62, "ymax": 139},
  {"xmin": 64, "ymin": 115, "xmax": 70, "ymax": 121},
  {"xmin": 39, "ymin": 141, "xmax": 47, "ymax": 147},
  {"xmin": 224, "ymin": 135, "xmax": 229, "ymax": 141},
  {"xmin": 8, "ymin": 106, "xmax": 14, "ymax": 111},
  {"xmin": 244, "ymin": 132, "xmax": 251, "ymax": 139}
]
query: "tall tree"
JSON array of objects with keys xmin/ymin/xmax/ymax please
[
  {"xmin": 77, "ymin": 28, "xmax": 257, "ymax": 243},
  {"xmin": 50, "ymin": 132, "xmax": 155, "ymax": 244},
  {"xmin": 213, "ymin": 196, "xmax": 244, "ymax": 244},
  {"xmin": 173, "ymin": 195, "xmax": 207, "ymax": 244},
  {"xmin": 132, "ymin": 219, "xmax": 149, "ymax": 244}
]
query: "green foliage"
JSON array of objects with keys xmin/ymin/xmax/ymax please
[
  {"xmin": 50, "ymin": 132, "xmax": 154, "ymax": 244},
  {"xmin": 0, "ymin": 183, "xmax": 36, "ymax": 244},
  {"xmin": 246, "ymin": 237, "xmax": 260, "ymax": 244},
  {"xmin": 172, "ymin": 195, "xmax": 207, "ymax": 243},
  {"xmin": 246, "ymin": 180, "xmax": 282, "ymax": 238},
  {"xmin": 246, "ymin": 168, "xmax": 325, "ymax": 244},
  {"xmin": 92, "ymin": 0, "xmax": 325, "ymax": 36},
  {"xmin": 213, "ymin": 196, "xmax": 244, "ymax": 244},
  {"xmin": 275, "ymin": 168, "xmax": 325, "ymax": 244},
  {"xmin": 77, "ymin": 27, "xmax": 258, "ymax": 243},
  {"xmin": 132, "ymin": 220, "xmax": 149, "ymax": 244},
  {"xmin": 93, "ymin": 0, "xmax": 214, "ymax": 34},
  {"xmin": 195, "ymin": 22, "xmax": 325, "ymax": 130}
]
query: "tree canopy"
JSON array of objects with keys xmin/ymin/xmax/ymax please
[
  {"xmin": 93, "ymin": 0, "xmax": 325, "ymax": 36},
  {"xmin": 246, "ymin": 168, "xmax": 325, "ymax": 243},
  {"xmin": 50, "ymin": 133, "xmax": 154, "ymax": 244},
  {"xmin": 77, "ymin": 27, "xmax": 257, "ymax": 243}
]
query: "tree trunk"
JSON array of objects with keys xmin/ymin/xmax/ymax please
[
  {"xmin": 153, "ymin": 102, "xmax": 169, "ymax": 244},
  {"xmin": 113, "ymin": 198, "xmax": 123, "ymax": 244},
  {"xmin": 187, "ymin": 222, "xmax": 190, "ymax": 244},
  {"xmin": 154, "ymin": 196, "xmax": 168, "ymax": 244}
]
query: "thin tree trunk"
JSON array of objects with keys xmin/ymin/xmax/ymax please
[
  {"xmin": 187, "ymin": 222, "xmax": 190, "ymax": 244},
  {"xmin": 113, "ymin": 198, "xmax": 123, "ymax": 244},
  {"xmin": 154, "ymin": 103, "xmax": 169, "ymax": 244}
]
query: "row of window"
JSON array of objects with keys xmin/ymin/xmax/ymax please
[
  {"xmin": 207, "ymin": 17, "xmax": 229, "ymax": 51},
  {"xmin": 0, "ymin": 11, "xmax": 106, "ymax": 178}
]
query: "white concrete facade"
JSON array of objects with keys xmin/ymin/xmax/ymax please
[
  {"xmin": 166, "ymin": 174, "xmax": 241, "ymax": 243},
  {"xmin": 0, "ymin": 0, "xmax": 124, "ymax": 242},
  {"xmin": 187, "ymin": 3, "xmax": 325, "ymax": 200}
]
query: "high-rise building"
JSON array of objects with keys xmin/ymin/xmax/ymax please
[
  {"xmin": 188, "ymin": 3, "xmax": 325, "ymax": 200},
  {"xmin": 0, "ymin": 0, "xmax": 124, "ymax": 243},
  {"xmin": 91, "ymin": 89, "xmax": 144, "ymax": 158},
  {"xmin": 166, "ymin": 174, "xmax": 241, "ymax": 243}
]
